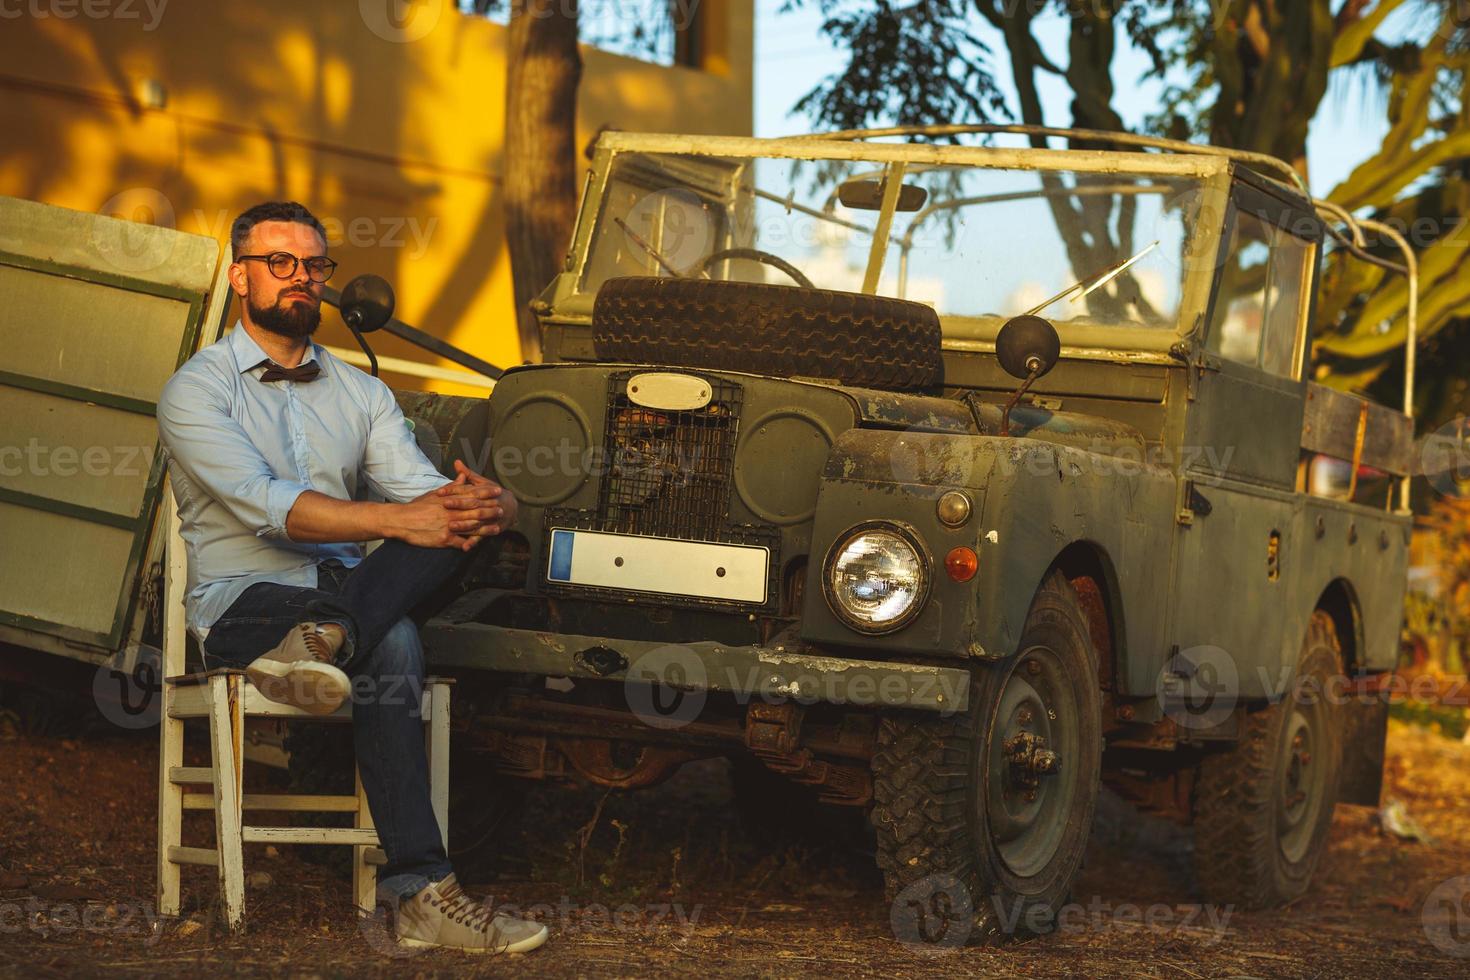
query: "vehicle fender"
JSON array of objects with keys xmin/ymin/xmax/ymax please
[{"xmin": 801, "ymin": 429, "xmax": 1174, "ymax": 692}]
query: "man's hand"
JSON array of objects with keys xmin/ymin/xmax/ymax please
[
  {"xmin": 389, "ymin": 493, "xmax": 493, "ymax": 551},
  {"xmin": 376, "ymin": 461, "xmax": 516, "ymax": 552},
  {"xmin": 436, "ymin": 459, "xmax": 518, "ymax": 534}
]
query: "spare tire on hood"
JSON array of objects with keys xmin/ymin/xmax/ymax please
[{"xmin": 591, "ymin": 276, "xmax": 944, "ymax": 392}]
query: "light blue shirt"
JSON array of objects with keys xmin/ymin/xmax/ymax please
[{"xmin": 157, "ymin": 323, "xmax": 451, "ymax": 641}]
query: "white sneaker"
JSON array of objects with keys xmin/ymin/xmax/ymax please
[
  {"xmin": 393, "ymin": 874, "xmax": 548, "ymax": 954},
  {"xmin": 244, "ymin": 622, "xmax": 349, "ymax": 715}
]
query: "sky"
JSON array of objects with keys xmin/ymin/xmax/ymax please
[{"xmin": 752, "ymin": 0, "xmax": 1405, "ymax": 198}]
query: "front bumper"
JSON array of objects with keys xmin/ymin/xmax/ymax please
[{"xmin": 420, "ymin": 618, "xmax": 970, "ymax": 714}]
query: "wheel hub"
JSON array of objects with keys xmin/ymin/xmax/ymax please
[
  {"xmin": 1276, "ymin": 705, "xmax": 1326, "ymax": 864},
  {"xmin": 1003, "ymin": 731, "xmax": 1061, "ymax": 790},
  {"xmin": 983, "ymin": 647, "xmax": 1079, "ymax": 879}
]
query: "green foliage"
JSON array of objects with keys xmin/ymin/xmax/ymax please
[{"xmin": 789, "ymin": 0, "xmax": 1011, "ymax": 132}]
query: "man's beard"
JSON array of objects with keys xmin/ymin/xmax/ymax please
[{"xmin": 249, "ymin": 286, "xmax": 321, "ymax": 339}]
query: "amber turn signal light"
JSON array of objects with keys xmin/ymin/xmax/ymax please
[{"xmin": 944, "ymin": 546, "xmax": 978, "ymax": 582}]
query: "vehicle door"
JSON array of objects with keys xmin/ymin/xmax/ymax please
[{"xmin": 1169, "ymin": 174, "xmax": 1319, "ymax": 701}]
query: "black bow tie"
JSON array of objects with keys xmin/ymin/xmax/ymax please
[{"xmin": 254, "ymin": 359, "xmax": 321, "ymax": 383}]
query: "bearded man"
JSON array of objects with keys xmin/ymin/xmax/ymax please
[{"xmin": 156, "ymin": 201, "xmax": 546, "ymax": 954}]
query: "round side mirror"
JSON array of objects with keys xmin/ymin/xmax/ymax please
[
  {"xmin": 340, "ymin": 274, "xmax": 395, "ymax": 333},
  {"xmin": 995, "ymin": 315, "xmax": 1061, "ymax": 380}
]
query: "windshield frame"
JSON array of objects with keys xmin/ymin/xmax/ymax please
[{"xmin": 555, "ymin": 132, "xmax": 1236, "ymax": 358}]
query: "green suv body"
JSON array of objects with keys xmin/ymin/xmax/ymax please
[{"xmin": 412, "ymin": 129, "xmax": 1412, "ymax": 931}]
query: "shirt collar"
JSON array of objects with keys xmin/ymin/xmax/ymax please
[{"xmin": 228, "ymin": 321, "xmax": 326, "ymax": 377}]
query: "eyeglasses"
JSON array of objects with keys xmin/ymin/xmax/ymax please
[{"xmin": 237, "ymin": 252, "xmax": 338, "ymax": 283}]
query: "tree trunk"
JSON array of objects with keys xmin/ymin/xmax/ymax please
[
  {"xmin": 1209, "ymin": 0, "xmax": 1334, "ymax": 175},
  {"xmin": 504, "ymin": 0, "xmax": 582, "ymax": 364}
]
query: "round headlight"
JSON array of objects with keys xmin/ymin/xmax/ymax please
[{"xmin": 823, "ymin": 523, "xmax": 930, "ymax": 634}]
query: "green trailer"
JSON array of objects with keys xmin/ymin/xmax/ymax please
[{"xmin": 0, "ymin": 196, "xmax": 227, "ymax": 683}]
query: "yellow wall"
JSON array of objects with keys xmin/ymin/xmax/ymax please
[{"xmin": 0, "ymin": 0, "xmax": 753, "ymax": 395}]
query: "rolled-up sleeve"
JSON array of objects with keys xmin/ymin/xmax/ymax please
[
  {"xmin": 157, "ymin": 374, "xmax": 310, "ymax": 539},
  {"xmin": 361, "ymin": 380, "xmax": 452, "ymax": 503}
]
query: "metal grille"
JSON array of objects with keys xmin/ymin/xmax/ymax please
[{"xmin": 595, "ymin": 372, "xmax": 743, "ymax": 539}]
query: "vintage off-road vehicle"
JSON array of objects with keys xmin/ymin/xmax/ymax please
[{"xmin": 398, "ymin": 126, "xmax": 1417, "ymax": 931}]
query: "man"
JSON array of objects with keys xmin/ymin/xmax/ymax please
[{"xmin": 157, "ymin": 201, "xmax": 546, "ymax": 955}]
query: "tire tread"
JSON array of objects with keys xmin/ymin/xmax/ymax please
[{"xmin": 592, "ymin": 277, "xmax": 944, "ymax": 391}]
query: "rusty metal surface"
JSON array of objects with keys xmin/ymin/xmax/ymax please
[
  {"xmin": 1301, "ymin": 382, "xmax": 1413, "ymax": 477},
  {"xmin": 839, "ymin": 386, "xmax": 977, "ymax": 433},
  {"xmin": 743, "ymin": 703, "xmax": 873, "ymax": 807},
  {"xmin": 421, "ymin": 616, "xmax": 971, "ymax": 713},
  {"xmin": 461, "ymin": 691, "xmax": 875, "ymax": 800},
  {"xmin": 481, "ymin": 690, "xmax": 877, "ymax": 762},
  {"xmin": 745, "ymin": 702, "xmax": 803, "ymax": 755},
  {"xmin": 555, "ymin": 739, "xmax": 699, "ymax": 790},
  {"xmin": 1103, "ymin": 765, "xmax": 1197, "ymax": 824},
  {"xmin": 1069, "ymin": 574, "xmax": 1115, "ymax": 692}
]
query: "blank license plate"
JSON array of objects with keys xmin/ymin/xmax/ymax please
[{"xmin": 546, "ymin": 528, "xmax": 769, "ymax": 604}]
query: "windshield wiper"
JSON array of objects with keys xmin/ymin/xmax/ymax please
[
  {"xmin": 614, "ymin": 217, "xmax": 689, "ymax": 279},
  {"xmin": 1024, "ymin": 240, "xmax": 1160, "ymax": 317}
]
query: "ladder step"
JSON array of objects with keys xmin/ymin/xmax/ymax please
[
  {"xmin": 169, "ymin": 766, "xmax": 215, "ymax": 786},
  {"xmin": 182, "ymin": 793, "xmax": 361, "ymax": 812},
  {"xmin": 241, "ymin": 827, "xmax": 380, "ymax": 846},
  {"xmin": 167, "ymin": 845, "xmax": 219, "ymax": 867}
]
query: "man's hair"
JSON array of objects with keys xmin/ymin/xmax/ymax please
[{"xmin": 230, "ymin": 201, "xmax": 327, "ymax": 256}]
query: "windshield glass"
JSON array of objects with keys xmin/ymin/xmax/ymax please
[{"xmin": 578, "ymin": 151, "xmax": 1209, "ymax": 347}]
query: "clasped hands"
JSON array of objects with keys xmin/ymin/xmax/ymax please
[{"xmin": 405, "ymin": 459, "xmax": 518, "ymax": 552}]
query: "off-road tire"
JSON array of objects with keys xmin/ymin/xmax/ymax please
[
  {"xmin": 1192, "ymin": 611, "xmax": 1344, "ymax": 909},
  {"xmin": 592, "ymin": 276, "xmax": 945, "ymax": 392},
  {"xmin": 870, "ymin": 571, "xmax": 1102, "ymax": 943}
]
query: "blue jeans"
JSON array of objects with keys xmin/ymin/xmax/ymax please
[{"xmin": 201, "ymin": 539, "xmax": 473, "ymax": 898}]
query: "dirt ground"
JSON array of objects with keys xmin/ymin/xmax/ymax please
[{"xmin": 1, "ymin": 709, "xmax": 1468, "ymax": 979}]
